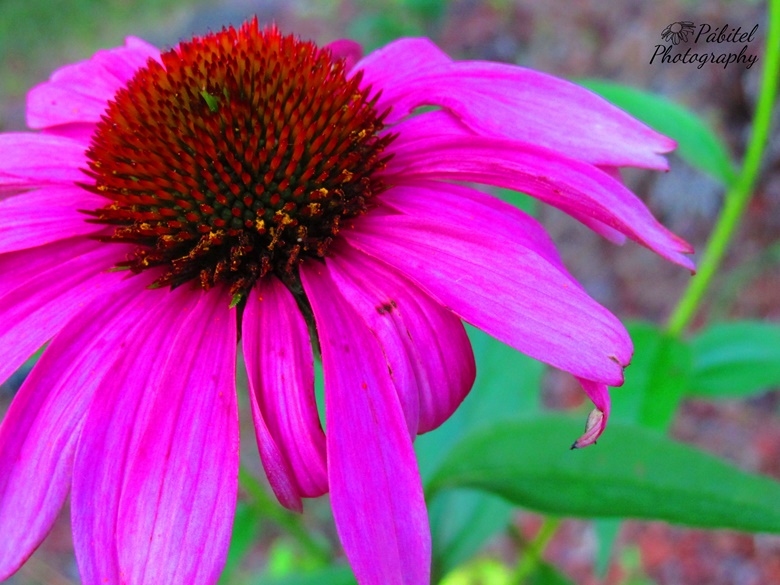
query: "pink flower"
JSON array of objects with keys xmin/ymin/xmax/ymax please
[{"xmin": 0, "ymin": 19, "xmax": 692, "ymax": 585}]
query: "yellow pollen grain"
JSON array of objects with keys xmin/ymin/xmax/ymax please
[{"xmin": 275, "ymin": 212, "xmax": 294, "ymax": 226}]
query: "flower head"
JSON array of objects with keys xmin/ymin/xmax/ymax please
[{"xmin": 0, "ymin": 19, "xmax": 692, "ymax": 585}]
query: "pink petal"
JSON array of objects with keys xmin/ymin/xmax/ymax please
[
  {"xmin": 0, "ymin": 272, "xmax": 158, "ymax": 580},
  {"xmin": 243, "ymin": 277, "xmax": 327, "ymax": 509},
  {"xmin": 0, "ymin": 240, "xmax": 129, "ymax": 387},
  {"xmin": 27, "ymin": 37, "xmax": 160, "ymax": 130},
  {"xmin": 0, "ymin": 186, "xmax": 104, "ymax": 253},
  {"xmin": 343, "ymin": 213, "xmax": 631, "ymax": 386},
  {"xmin": 42, "ymin": 122, "xmax": 98, "ymax": 144},
  {"xmin": 327, "ymin": 242, "xmax": 476, "ymax": 435},
  {"xmin": 352, "ymin": 37, "xmax": 451, "ymax": 90},
  {"xmin": 357, "ymin": 44, "xmax": 673, "ymax": 169},
  {"xmin": 0, "ymin": 236, "xmax": 98, "ymax": 299},
  {"xmin": 0, "ymin": 133, "xmax": 88, "ymax": 190},
  {"xmin": 380, "ymin": 181, "xmax": 581, "ymax": 286},
  {"xmin": 382, "ymin": 113, "xmax": 694, "ymax": 269},
  {"xmin": 325, "ymin": 39, "xmax": 363, "ymax": 71},
  {"xmin": 301, "ymin": 263, "xmax": 431, "ymax": 585},
  {"xmin": 73, "ymin": 286, "xmax": 238, "ymax": 585},
  {"xmin": 243, "ymin": 389, "xmax": 302, "ymax": 513},
  {"xmin": 571, "ymin": 378, "xmax": 611, "ymax": 449}
]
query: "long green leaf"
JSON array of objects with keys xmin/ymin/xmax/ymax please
[
  {"xmin": 430, "ymin": 415, "xmax": 780, "ymax": 533},
  {"xmin": 578, "ymin": 79, "xmax": 737, "ymax": 186},
  {"xmin": 428, "ymin": 489, "xmax": 513, "ymax": 577},
  {"xmin": 417, "ymin": 325, "xmax": 544, "ymax": 577},
  {"xmin": 218, "ymin": 503, "xmax": 260, "ymax": 584},
  {"xmin": 689, "ymin": 321, "xmax": 780, "ymax": 397}
]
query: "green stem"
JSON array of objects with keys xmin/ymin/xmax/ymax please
[
  {"xmin": 666, "ymin": 0, "xmax": 780, "ymax": 337},
  {"xmin": 238, "ymin": 465, "xmax": 332, "ymax": 563},
  {"xmin": 513, "ymin": 517, "xmax": 561, "ymax": 584}
]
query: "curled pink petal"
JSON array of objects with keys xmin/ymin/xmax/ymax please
[
  {"xmin": 328, "ymin": 242, "xmax": 476, "ymax": 435},
  {"xmin": 243, "ymin": 276, "xmax": 327, "ymax": 507},
  {"xmin": 571, "ymin": 378, "xmax": 611, "ymax": 449}
]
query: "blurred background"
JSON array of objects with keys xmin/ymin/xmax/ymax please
[{"xmin": 1, "ymin": 0, "xmax": 778, "ymax": 584}]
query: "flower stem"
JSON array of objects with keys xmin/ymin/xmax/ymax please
[
  {"xmin": 666, "ymin": 0, "xmax": 780, "ymax": 337},
  {"xmin": 238, "ymin": 465, "xmax": 332, "ymax": 563},
  {"xmin": 513, "ymin": 517, "xmax": 561, "ymax": 584}
]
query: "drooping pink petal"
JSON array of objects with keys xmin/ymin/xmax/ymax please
[
  {"xmin": 116, "ymin": 293, "xmax": 238, "ymax": 584},
  {"xmin": 243, "ymin": 389, "xmax": 301, "ymax": 513},
  {"xmin": 27, "ymin": 37, "xmax": 160, "ymax": 130},
  {"xmin": 571, "ymin": 378, "xmax": 611, "ymax": 449},
  {"xmin": 301, "ymin": 263, "xmax": 431, "ymax": 585},
  {"xmin": 382, "ymin": 113, "xmax": 694, "ymax": 269},
  {"xmin": 0, "ymin": 271, "xmax": 158, "ymax": 580},
  {"xmin": 343, "ymin": 213, "xmax": 632, "ymax": 386},
  {"xmin": 355, "ymin": 41, "xmax": 673, "ymax": 169},
  {"xmin": 327, "ymin": 242, "xmax": 476, "ymax": 434},
  {"xmin": 325, "ymin": 39, "xmax": 363, "ymax": 71},
  {"xmin": 0, "ymin": 133, "xmax": 88, "ymax": 191},
  {"xmin": 0, "ymin": 240, "xmax": 130, "ymax": 387},
  {"xmin": 243, "ymin": 276, "xmax": 327, "ymax": 509},
  {"xmin": 73, "ymin": 286, "xmax": 238, "ymax": 585},
  {"xmin": 0, "ymin": 186, "xmax": 104, "ymax": 253}
]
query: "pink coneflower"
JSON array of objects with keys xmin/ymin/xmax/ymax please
[{"xmin": 0, "ymin": 18, "xmax": 692, "ymax": 585}]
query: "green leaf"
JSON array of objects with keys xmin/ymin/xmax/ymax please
[
  {"xmin": 593, "ymin": 519, "xmax": 621, "ymax": 578},
  {"xmin": 263, "ymin": 567, "xmax": 356, "ymax": 585},
  {"xmin": 689, "ymin": 321, "xmax": 780, "ymax": 398},
  {"xmin": 577, "ymin": 79, "xmax": 737, "ymax": 186},
  {"xmin": 218, "ymin": 502, "xmax": 260, "ymax": 584},
  {"xmin": 417, "ymin": 325, "xmax": 544, "ymax": 576},
  {"xmin": 609, "ymin": 322, "xmax": 692, "ymax": 431},
  {"xmin": 428, "ymin": 489, "xmax": 513, "ymax": 577},
  {"xmin": 430, "ymin": 415, "xmax": 780, "ymax": 533},
  {"xmin": 526, "ymin": 561, "xmax": 577, "ymax": 585},
  {"xmin": 493, "ymin": 187, "xmax": 538, "ymax": 217},
  {"xmin": 417, "ymin": 325, "xmax": 544, "ymax": 482}
]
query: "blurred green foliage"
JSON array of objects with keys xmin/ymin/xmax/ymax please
[{"xmin": 0, "ymin": 0, "xmax": 206, "ymax": 97}]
